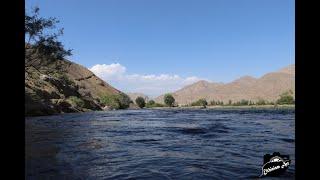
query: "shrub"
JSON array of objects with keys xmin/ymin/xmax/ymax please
[
  {"xmin": 100, "ymin": 93, "xmax": 131, "ymax": 110},
  {"xmin": 52, "ymin": 72, "xmax": 75, "ymax": 86},
  {"xmin": 240, "ymin": 99, "xmax": 249, "ymax": 106},
  {"xmin": 147, "ymin": 100, "xmax": 155, "ymax": 106},
  {"xmin": 276, "ymin": 90, "xmax": 295, "ymax": 105},
  {"xmin": 117, "ymin": 93, "xmax": 131, "ymax": 109},
  {"xmin": 210, "ymin": 100, "xmax": 216, "ymax": 106},
  {"xmin": 67, "ymin": 96, "xmax": 85, "ymax": 108},
  {"xmin": 146, "ymin": 102, "xmax": 165, "ymax": 108},
  {"xmin": 164, "ymin": 94, "xmax": 175, "ymax": 107},
  {"xmin": 256, "ymin": 99, "xmax": 266, "ymax": 105},
  {"xmin": 191, "ymin": 98, "xmax": 208, "ymax": 107},
  {"xmin": 215, "ymin": 100, "xmax": 224, "ymax": 105},
  {"xmin": 135, "ymin": 96, "xmax": 146, "ymax": 108}
]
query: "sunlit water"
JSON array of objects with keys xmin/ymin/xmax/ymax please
[{"xmin": 26, "ymin": 108, "xmax": 295, "ymax": 179}]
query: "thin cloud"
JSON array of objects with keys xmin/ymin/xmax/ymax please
[{"xmin": 89, "ymin": 63, "xmax": 203, "ymax": 97}]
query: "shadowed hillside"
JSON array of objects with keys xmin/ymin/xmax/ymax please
[{"xmin": 25, "ymin": 47, "xmax": 123, "ymax": 116}]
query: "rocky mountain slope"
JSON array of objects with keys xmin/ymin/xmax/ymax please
[
  {"xmin": 25, "ymin": 50, "xmax": 123, "ymax": 116},
  {"xmin": 155, "ymin": 64, "xmax": 295, "ymax": 105}
]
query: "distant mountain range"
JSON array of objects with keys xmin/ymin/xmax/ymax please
[{"xmin": 154, "ymin": 64, "xmax": 295, "ymax": 105}]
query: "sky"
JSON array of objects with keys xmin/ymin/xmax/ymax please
[{"xmin": 26, "ymin": 0, "xmax": 295, "ymax": 97}]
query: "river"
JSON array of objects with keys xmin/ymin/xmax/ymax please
[{"xmin": 26, "ymin": 108, "xmax": 295, "ymax": 179}]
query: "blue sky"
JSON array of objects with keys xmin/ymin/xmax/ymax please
[{"xmin": 26, "ymin": 0, "xmax": 294, "ymax": 97}]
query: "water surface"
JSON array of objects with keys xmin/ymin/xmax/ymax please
[{"xmin": 26, "ymin": 108, "xmax": 295, "ymax": 179}]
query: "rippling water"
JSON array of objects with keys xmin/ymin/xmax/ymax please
[{"xmin": 26, "ymin": 108, "xmax": 295, "ymax": 179}]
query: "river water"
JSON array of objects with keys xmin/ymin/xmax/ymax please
[{"xmin": 26, "ymin": 108, "xmax": 295, "ymax": 179}]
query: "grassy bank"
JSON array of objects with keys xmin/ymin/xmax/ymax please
[{"xmin": 148, "ymin": 104, "xmax": 295, "ymax": 110}]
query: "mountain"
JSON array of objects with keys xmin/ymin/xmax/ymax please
[
  {"xmin": 155, "ymin": 64, "xmax": 295, "ymax": 105},
  {"xmin": 25, "ymin": 48, "xmax": 123, "ymax": 116},
  {"xmin": 127, "ymin": 93, "xmax": 150, "ymax": 102}
]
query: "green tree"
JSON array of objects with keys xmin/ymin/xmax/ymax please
[
  {"xmin": 100, "ymin": 94, "xmax": 121, "ymax": 110},
  {"xmin": 256, "ymin": 99, "xmax": 266, "ymax": 105},
  {"xmin": 146, "ymin": 100, "xmax": 165, "ymax": 108},
  {"xmin": 147, "ymin": 100, "xmax": 155, "ymax": 105},
  {"xmin": 240, "ymin": 99, "xmax": 249, "ymax": 106},
  {"xmin": 100, "ymin": 93, "xmax": 131, "ymax": 110},
  {"xmin": 117, "ymin": 93, "xmax": 131, "ymax": 109},
  {"xmin": 135, "ymin": 96, "xmax": 146, "ymax": 108},
  {"xmin": 25, "ymin": 7, "xmax": 72, "ymax": 66},
  {"xmin": 276, "ymin": 91, "xmax": 295, "ymax": 105},
  {"xmin": 228, "ymin": 100, "xmax": 232, "ymax": 106},
  {"xmin": 191, "ymin": 98, "xmax": 208, "ymax": 108},
  {"xmin": 210, "ymin": 99, "xmax": 216, "ymax": 106},
  {"xmin": 164, "ymin": 94, "xmax": 175, "ymax": 107},
  {"xmin": 198, "ymin": 98, "xmax": 208, "ymax": 108}
]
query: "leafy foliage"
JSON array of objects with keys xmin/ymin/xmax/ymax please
[
  {"xmin": 209, "ymin": 100, "xmax": 215, "ymax": 106},
  {"xmin": 145, "ymin": 100, "xmax": 165, "ymax": 108},
  {"xmin": 67, "ymin": 96, "xmax": 85, "ymax": 108},
  {"xmin": 191, "ymin": 98, "xmax": 208, "ymax": 107},
  {"xmin": 256, "ymin": 99, "xmax": 267, "ymax": 105},
  {"xmin": 135, "ymin": 97, "xmax": 146, "ymax": 108},
  {"xmin": 100, "ymin": 93, "xmax": 131, "ymax": 110},
  {"xmin": 147, "ymin": 100, "xmax": 155, "ymax": 106},
  {"xmin": 51, "ymin": 72, "xmax": 75, "ymax": 86},
  {"xmin": 25, "ymin": 7, "xmax": 72, "ymax": 64},
  {"xmin": 276, "ymin": 90, "xmax": 295, "ymax": 105},
  {"xmin": 164, "ymin": 94, "xmax": 175, "ymax": 107}
]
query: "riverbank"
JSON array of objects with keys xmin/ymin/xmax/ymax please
[{"xmin": 148, "ymin": 104, "xmax": 295, "ymax": 110}]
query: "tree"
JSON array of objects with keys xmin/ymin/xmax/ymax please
[
  {"xmin": 276, "ymin": 91, "xmax": 295, "ymax": 105},
  {"xmin": 256, "ymin": 99, "xmax": 266, "ymax": 105},
  {"xmin": 135, "ymin": 97, "xmax": 146, "ymax": 108},
  {"xmin": 100, "ymin": 93, "xmax": 131, "ymax": 110},
  {"xmin": 100, "ymin": 94, "xmax": 120, "ymax": 110},
  {"xmin": 191, "ymin": 98, "xmax": 208, "ymax": 108},
  {"xmin": 240, "ymin": 99, "xmax": 249, "ymax": 106},
  {"xmin": 146, "ymin": 100, "xmax": 165, "ymax": 108},
  {"xmin": 117, "ymin": 93, "xmax": 131, "ymax": 109},
  {"xmin": 148, "ymin": 100, "xmax": 155, "ymax": 105},
  {"xmin": 164, "ymin": 94, "xmax": 175, "ymax": 107},
  {"xmin": 210, "ymin": 100, "xmax": 216, "ymax": 106},
  {"xmin": 228, "ymin": 100, "xmax": 232, "ymax": 106},
  {"xmin": 25, "ymin": 7, "xmax": 72, "ymax": 66}
]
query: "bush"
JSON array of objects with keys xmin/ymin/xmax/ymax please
[
  {"xmin": 240, "ymin": 99, "xmax": 249, "ymax": 105},
  {"xmin": 135, "ymin": 96, "xmax": 146, "ymax": 108},
  {"xmin": 146, "ymin": 102, "xmax": 165, "ymax": 108},
  {"xmin": 67, "ymin": 96, "xmax": 85, "ymax": 108},
  {"xmin": 249, "ymin": 100, "xmax": 254, "ymax": 105},
  {"xmin": 215, "ymin": 100, "xmax": 224, "ymax": 105},
  {"xmin": 147, "ymin": 100, "xmax": 155, "ymax": 106},
  {"xmin": 164, "ymin": 94, "xmax": 175, "ymax": 107},
  {"xmin": 276, "ymin": 90, "xmax": 294, "ymax": 105},
  {"xmin": 256, "ymin": 99, "xmax": 266, "ymax": 105},
  {"xmin": 117, "ymin": 93, "xmax": 131, "ymax": 109},
  {"xmin": 210, "ymin": 100, "xmax": 216, "ymax": 106},
  {"xmin": 191, "ymin": 98, "xmax": 208, "ymax": 107},
  {"xmin": 100, "ymin": 93, "xmax": 131, "ymax": 110},
  {"xmin": 52, "ymin": 72, "xmax": 75, "ymax": 86}
]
